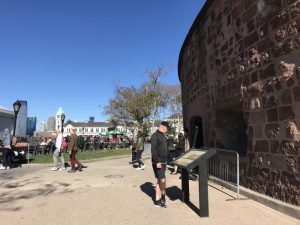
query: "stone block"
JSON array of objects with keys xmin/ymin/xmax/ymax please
[
  {"xmin": 281, "ymin": 89, "xmax": 292, "ymax": 104},
  {"xmin": 257, "ymin": 38, "xmax": 274, "ymax": 52},
  {"xmin": 262, "ymin": 95, "xmax": 279, "ymax": 108},
  {"xmin": 270, "ymin": 154, "xmax": 287, "ymax": 170},
  {"xmin": 270, "ymin": 140, "xmax": 280, "ymax": 153},
  {"xmin": 231, "ymin": 4, "xmax": 244, "ymax": 20},
  {"xmin": 247, "ymin": 19, "xmax": 256, "ymax": 33},
  {"xmin": 286, "ymin": 157, "xmax": 297, "ymax": 172},
  {"xmin": 242, "ymin": 3, "xmax": 258, "ymax": 23},
  {"xmin": 267, "ymin": 108, "xmax": 278, "ymax": 122},
  {"xmin": 279, "ymin": 106, "xmax": 295, "ymax": 120},
  {"xmin": 244, "ymin": 31, "xmax": 259, "ymax": 47},
  {"xmin": 265, "ymin": 123, "xmax": 280, "ymax": 138},
  {"xmin": 254, "ymin": 125, "xmax": 263, "ymax": 138},
  {"xmin": 271, "ymin": 9, "xmax": 289, "ymax": 30},
  {"xmin": 249, "ymin": 110, "xmax": 266, "ymax": 124},
  {"xmin": 280, "ymin": 140, "xmax": 297, "ymax": 155},
  {"xmin": 259, "ymin": 64, "xmax": 276, "ymax": 80},
  {"xmin": 293, "ymin": 86, "xmax": 300, "ymax": 101},
  {"xmin": 254, "ymin": 140, "xmax": 269, "ymax": 152}
]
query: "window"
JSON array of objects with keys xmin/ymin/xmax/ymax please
[
  {"xmin": 90, "ymin": 128, "xmax": 94, "ymax": 132},
  {"xmin": 96, "ymin": 128, "xmax": 99, "ymax": 132}
]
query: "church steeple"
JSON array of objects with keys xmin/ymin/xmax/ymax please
[{"xmin": 55, "ymin": 107, "xmax": 65, "ymax": 130}]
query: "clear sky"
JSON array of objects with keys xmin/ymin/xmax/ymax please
[{"xmin": 0, "ymin": 0, "xmax": 205, "ymax": 126}]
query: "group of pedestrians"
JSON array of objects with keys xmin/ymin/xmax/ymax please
[{"xmin": 50, "ymin": 128, "xmax": 84, "ymax": 173}]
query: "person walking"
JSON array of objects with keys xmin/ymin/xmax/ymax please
[
  {"xmin": 68, "ymin": 128, "xmax": 82, "ymax": 173},
  {"xmin": 136, "ymin": 131, "xmax": 145, "ymax": 170},
  {"xmin": 50, "ymin": 129, "xmax": 65, "ymax": 171},
  {"xmin": 0, "ymin": 128, "xmax": 12, "ymax": 170},
  {"xmin": 151, "ymin": 121, "xmax": 170, "ymax": 208}
]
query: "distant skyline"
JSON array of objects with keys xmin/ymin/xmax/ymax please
[{"xmin": 0, "ymin": 0, "xmax": 205, "ymax": 125}]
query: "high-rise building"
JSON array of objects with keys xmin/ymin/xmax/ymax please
[
  {"xmin": 47, "ymin": 116, "xmax": 56, "ymax": 132},
  {"xmin": 38, "ymin": 121, "xmax": 47, "ymax": 132},
  {"xmin": 27, "ymin": 117, "xmax": 37, "ymax": 136},
  {"xmin": 15, "ymin": 100, "xmax": 27, "ymax": 137}
]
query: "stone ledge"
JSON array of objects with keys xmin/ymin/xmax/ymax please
[{"xmin": 208, "ymin": 176, "xmax": 300, "ymax": 220}]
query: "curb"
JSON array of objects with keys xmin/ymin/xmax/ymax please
[{"xmin": 208, "ymin": 176, "xmax": 300, "ymax": 220}]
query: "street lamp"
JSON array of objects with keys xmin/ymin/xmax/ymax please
[
  {"xmin": 13, "ymin": 100, "xmax": 21, "ymax": 136},
  {"xmin": 61, "ymin": 113, "xmax": 65, "ymax": 133}
]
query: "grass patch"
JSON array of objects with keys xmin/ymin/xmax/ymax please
[{"xmin": 31, "ymin": 148, "xmax": 131, "ymax": 164}]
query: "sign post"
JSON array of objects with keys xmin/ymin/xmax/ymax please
[{"xmin": 174, "ymin": 148, "xmax": 216, "ymax": 217}]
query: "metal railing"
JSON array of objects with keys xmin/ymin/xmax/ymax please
[{"xmin": 208, "ymin": 148, "xmax": 240, "ymax": 199}]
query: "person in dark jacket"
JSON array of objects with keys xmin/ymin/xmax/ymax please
[
  {"xmin": 136, "ymin": 131, "xmax": 145, "ymax": 170},
  {"xmin": 151, "ymin": 121, "xmax": 170, "ymax": 208},
  {"xmin": 67, "ymin": 128, "xmax": 82, "ymax": 173}
]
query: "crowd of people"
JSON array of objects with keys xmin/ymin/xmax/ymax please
[{"xmin": 1, "ymin": 122, "xmax": 187, "ymax": 209}]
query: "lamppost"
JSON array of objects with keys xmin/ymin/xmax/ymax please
[
  {"xmin": 61, "ymin": 113, "xmax": 65, "ymax": 134},
  {"xmin": 13, "ymin": 100, "xmax": 21, "ymax": 137}
]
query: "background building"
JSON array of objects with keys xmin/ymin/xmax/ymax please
[
  {"xmin": 47, "ymin": 116, "xmax": 55, "ymax": 132},
  {"xmin": 15, "ymin": 100, "xmax": 27, "ymax": 137},
  {"xmin": 0, "ymin": 106, "xmax": 14, "ymax": 134},
  {"xmin": 26, "ymin": 117, "xmax": 37, "ymax": 136}
]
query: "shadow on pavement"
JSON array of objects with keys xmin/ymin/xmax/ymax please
[
  {"xmin": 166, "ymin": 186, "xmax": 182, "ymax": 201},
  {"xmin": 0, "ymin": 179, "xmax": 73, "ymax": 212},
  {"xmin": 140, "ymin": 182, "xmax": 155, "ymax": 203},
  {"xmin": 140, "ymin": 183, "xmax": 183, "ymax": 204}
]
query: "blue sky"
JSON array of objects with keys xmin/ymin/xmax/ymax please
[{"xmin": 0, "ymin": 0, "xmax": 205, "ymax": 126}]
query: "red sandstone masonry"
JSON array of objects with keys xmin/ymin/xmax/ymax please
[{"xmin": 179, "ymin": 0, "xmax": 300, "ymax": 206}]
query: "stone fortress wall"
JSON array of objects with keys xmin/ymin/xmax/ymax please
[{"xmin": 178, "ymin": 0, "xmax": 300, "ymax": 205}]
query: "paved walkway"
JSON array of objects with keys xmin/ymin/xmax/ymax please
[{"xmin": 0, "ymin": 157, "xmax": 299, "ymax": 225}]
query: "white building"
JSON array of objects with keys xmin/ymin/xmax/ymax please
[
  {"xmin": 15, "ymin": 100, "xmax": 28, "ymax": 137},
  {"xmin": 165, "ymin": 114, "xmax": 184, "ymax": 135},
  {"xmin": 63, "ymin": 121, "xmax": 127, "ymax": 136},
  {"xmin": 0, "ymin": 106, "xmax": 14, "ymax": 134}
]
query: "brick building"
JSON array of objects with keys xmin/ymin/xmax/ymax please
[{"xmin": 178, "ymin": 0, "xmax": 300, "ymax": 205}]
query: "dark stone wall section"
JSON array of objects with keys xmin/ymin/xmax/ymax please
[{"xmin": 179, "ymin": 0, "xmax": 300, "ymax": 206}]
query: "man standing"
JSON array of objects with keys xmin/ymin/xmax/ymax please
[
  {"xmin": 67, "ymin": 128, "xmax": 82, "ymax": 173},
  {"xmin": 50, "ymin": 129, "xmax": 65, "ymax": 171},
  {"xmin": 151, "ymin": 121, "xmax": 170, "ymax": 207},
  {"xmin": 136, "ymin": 131, "xmax": 145, "ymax": 170}
]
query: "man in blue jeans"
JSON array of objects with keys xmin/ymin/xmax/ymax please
[{"xmin": 151, "ymin": 121, "xmax": 170, "ymax": 208}]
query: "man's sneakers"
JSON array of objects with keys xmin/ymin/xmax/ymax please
[
  {"xmin": 161, "ymin": 194, "xmax": 166, "ymax": 204},
  {"xmin": 0, "ymin": 166, "xmax": 6, "ymax": 170},
  {"xmin": 50, "ymin": 167, "xmax": 59, "ymax": 171},
  {"xmin": 154, "ymin": 198, "xmax": 167, "ymax": 208},
  {"xmin": 136, "ymin": 165, "xmax": 146, "ymax": 170},
  {"xmin": 58, "ymin": 167, "xmax": 66, "ymax": 171}
]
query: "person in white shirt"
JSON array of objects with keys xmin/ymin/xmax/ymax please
[{"xmin": 50, "ymin": 129, "xmax": 65, "ymax": 171}]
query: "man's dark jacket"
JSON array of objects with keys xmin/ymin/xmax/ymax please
[{"xmin": 151, "ymin": 130, "xmax": 168, "ymax": 164}]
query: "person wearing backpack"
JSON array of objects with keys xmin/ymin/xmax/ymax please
[{"xmin": 67, "ymin": 128, "xmax": 83, "ymax": 173}]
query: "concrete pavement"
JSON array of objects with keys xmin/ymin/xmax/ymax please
[{"xmin": 0, "ymin": 156, "xmax": 299, "ymax": 225}]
